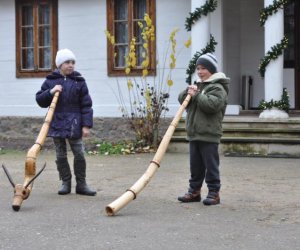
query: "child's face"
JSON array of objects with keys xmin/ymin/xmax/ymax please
[
  {"xmin": 196, "ymin": 65, "xmax": 212, "ymax": 81},
  {"xmin": 59, "ymin": 60, "xmax": 75, "ymax": 75}
]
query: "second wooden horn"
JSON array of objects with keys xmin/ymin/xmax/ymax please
[
  {"xmin": 12, "ymin": 92, "xmax": 60, "ymax": 211},
  {"xmin": 105, "ymin": 94, "xmax": 191, "ymax": 216},
  {"xmin": 25, "ymin": 91, "xmax": 60, "ymax": 189}
]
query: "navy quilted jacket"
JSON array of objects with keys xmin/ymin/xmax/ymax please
[{"xmin": 36, "ymin": 70, "xmax": 93, "ymax": 139}]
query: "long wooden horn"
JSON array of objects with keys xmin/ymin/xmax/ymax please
[
  {"xmin": 105, "ymin": 94, "xmax": 191, "ymax": 216},
  {"xmin": 24, "ymin": 163, "xmax": 47, "ymax": 189},
  {"xmin": 10, "ymin": 92, "xmax": 60, "ymax": 211},
  {"xmin": 24, "ymin": 92, "xmax": 60, "ymax": 189}
]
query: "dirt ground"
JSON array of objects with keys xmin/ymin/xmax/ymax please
[{"xmin": 0, "ymin": 150, "xmax": 299, "ymax": 250}]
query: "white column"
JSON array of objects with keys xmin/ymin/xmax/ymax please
[
  {"xmin": 211, "ymin": 0, "xmax": 223, "ymax": 71},
  {"xmin": 264, "ymin": 0, "xmax": 284, "ymax": 102},
  {"xmin": 259, "ymin": 0, "xmax": 288, "ymax": 118},
  {"xmin": 191, "ymin": 0, "xmax": 210, "ymax": 82}
]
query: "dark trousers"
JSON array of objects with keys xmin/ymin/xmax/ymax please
[
  {"xmin": 53, "ymin": 137, "xmax": 85, "ymax": 161},
  {"xmin": 188, "ymin": 141, "xmax": 220, "ymax": 192}
]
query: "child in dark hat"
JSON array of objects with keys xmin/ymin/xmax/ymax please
[
  {"xmin": 36, "ymin": 48, "xmax": 97, "ymax": 196},
  {"xmin": 178, "ymin": 53, "xmax": 230, "ymax": 205}
]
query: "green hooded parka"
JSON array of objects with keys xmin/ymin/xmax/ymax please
[{"xmin": 178, "ymin": 72, "xmax": 230, "ymax": 144}]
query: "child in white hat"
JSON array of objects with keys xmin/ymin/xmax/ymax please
[{"xmin": 36, "ymin": 48, "xmax": 97, "ymax": 196}]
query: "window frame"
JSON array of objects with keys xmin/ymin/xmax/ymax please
[
  {"xmin": 106, "ymin": 0, "xmax": 156, "ymax": 76},
  {"xmin": 15, "ymin": 0, "xmax": 58, "ymax": 78}
]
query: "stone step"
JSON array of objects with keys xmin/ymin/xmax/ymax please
[
  {"xmin": 223, "ymin": 127, "xmax": 300, "ymax": 132},
  {"xmin": 221, "ymin": 137, "xmax": 300, "ymax": 143},
  {"xmin": 174, "ymin": 127, "xmax": 300, "ymax": 137},
  {"xmin": 171, "ymin": 135, "xmax": 300, "ymax": 144},
  {"xmin": 178, "ymin": 118, "xmax": 300, "ymax": 127},
  {"xmin": 175, "ymin": 118, "xmax": 300, "ymax": 136},
  {"xmin": 168, "ymin": 141, "xmax": 300, "ymax": 158},
  {"xmin": 171, "ymin": 116, "xmax": 300, "ymax": 157}
]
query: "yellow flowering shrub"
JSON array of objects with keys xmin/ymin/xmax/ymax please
[{"xmin": 105, "ymin": 14, "xmax": 186, "ymax": 148}]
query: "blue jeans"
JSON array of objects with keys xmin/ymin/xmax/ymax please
[
  {"xmin": 53, "ymin": 137, "xmax": 85, "ymax": 161},
  {"xmin": 188, "ymin": 141, "xmax": 220, "ymax": 192}
]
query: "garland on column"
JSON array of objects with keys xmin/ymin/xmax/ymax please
[
  {"xmin": 185, "ymin": 35, "xmax": 217, "ymax": 84},
  {"xmin": 258, "ymin": 36, "xmax": 288, "ymax": 77},
  {"xmin": 258, "ymin": 0, "xmax": 293, "ymax": 111},
  {"xmin": 185, "ymin": 0, "xmax": 218, "ymax": 31},
  {"xmin": 185, "ymin": 0, "xmax": 218, "ymax": 84},
  {"xmin": 258, "ymin": 0, "xmax": 292, "ymax": 77},
  {"xmin": 259, "ymin": 0, "xmax": 289, "ymax": 26},
  {"xmin": 258, "ymin": 88, "xmax": 290, "ymax": 112}
]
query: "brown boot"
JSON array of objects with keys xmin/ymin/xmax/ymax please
[
  {"xmin": 178, "ymin": 190, "xmax": 201, "ymax": 202},
  {"xmin": 203, "ymin": 190, "xmax": 220, "ymax": 205}
]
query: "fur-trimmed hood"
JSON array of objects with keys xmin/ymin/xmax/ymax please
[{"xmin": 201, "ymin": 72, "xmax": 230, "ymax": 94}]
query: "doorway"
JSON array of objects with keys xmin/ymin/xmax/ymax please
[
  {"xmin": 295, "ymin": 0, "xmax": 300, "ymax": 109},
  {"xmin": 285, "ymin": 1, "xmax": 299, "ymax": 109}
]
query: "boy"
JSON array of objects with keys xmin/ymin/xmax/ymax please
[
  {"xmin": 177, "ymin": 53, "xmax": 229, "ymax": 205},
  {"xmin": 36, "ymin": 48, "xmax": 96, "ymax": 196}
]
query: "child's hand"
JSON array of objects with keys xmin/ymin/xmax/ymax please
[
  {"xmin": 50, "ymin": 85, "xmax": 63, "ymax": 95},
  {"xmin": 187, "ymin": 85, "xmax": 199, "ymax": 96},
  {"xmin": 82, "ymin": 126, "xmax": 90, "ymax": 137}
]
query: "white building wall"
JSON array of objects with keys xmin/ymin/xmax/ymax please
[
  {"xmin": 223, "ymin": 0, "xmax": 242, "ymax": 105},
  {"xmin": 240, "ymin": 0, "xmax": 264, "ymax": 108},
  {"xmin": 0, "ymin": 0, "xmax": 50, "ymax": 116},
  {"xmin": 155, "ymin": 0, "xmax": 192, "ymax": 115},
  {"xmin": 0, "ymin": 0, "xmax": 295, "ymax": 116},
  {"xmin": 0, "ymin": 0, "xmax": 191, "ymax": 117}
]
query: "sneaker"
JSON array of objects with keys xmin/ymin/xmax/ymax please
[
  {"xmin": 203, "ymin": 191, "xmax": 220, "ymax": 205},
  {"xmin": 178, "ymin": 191, "xmax": 201, "ymax": 202}
]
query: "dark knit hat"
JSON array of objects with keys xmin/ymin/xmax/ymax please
[{"xmin": 196, "ymin": 53, "xmax": 218, "ymax": 74}]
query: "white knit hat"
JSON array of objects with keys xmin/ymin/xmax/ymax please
[
  {"xmin": 55, "ymin": 48, "xmax": 76, "ymax": 68},
  {"xmin": 196, "ymin": 53, "xmax": 218, "ymax": 74}
]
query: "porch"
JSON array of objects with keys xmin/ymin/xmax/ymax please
[{"xmin": 170, "ymin": 111, "xmax": 300, "ymax": 158}]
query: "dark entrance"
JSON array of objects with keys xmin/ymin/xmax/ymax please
[
  {"xmin": 285, "ymin": 1, "xmax": 300, "ymax": 109},
  {"xmin": 295, "ymin": 1, "xmax": 300, "ymax": 109}
]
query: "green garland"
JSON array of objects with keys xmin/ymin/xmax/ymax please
[
  {"xmin": 186, "ymin": 35, "xmax": 217, "ymax": 84},
  {"xmin": 260, "ymin": 0, "xmax": 289, "ymax": 26},
  {"xmin": 185, "ymin": 0, "xmax": 218, "ymax": 31},
  {"xmin": 258, "ymin": 0, "xmax": 293, "ymax": 77},
  {"xmin": 258, "ymin": 36, "xmax": 288, "ymax": 78},
  {"xmin": 258, "ymin": 0, "xmax": 292, "ymax": 111},
  {"xmin": 258, "ymin": 88, "xmax": 290, "ymax": 112}
]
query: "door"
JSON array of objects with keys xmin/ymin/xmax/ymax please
[
  {"xmin": 285, "ymin": 1, "xmax": 299, "ymax": 109},
  {"xmin": 295, "ymin": 0, "xmax": 300, "ymax": 109}
]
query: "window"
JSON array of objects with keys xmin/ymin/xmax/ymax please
[
  {"xmin": 284, "ymin": 2, "xmax": 295, "ymax": 68},
  {"xmin": 106, "ymin": 0, "xmax": 156, "ymax": 76},
  {"xmin": 16, "ymin": 0, "xmax": 58, "ymax": 78}
]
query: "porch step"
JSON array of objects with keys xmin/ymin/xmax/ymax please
[
  {"xmin": 222, "ymin": 137, "xmax": 300, "ymax": 143},
  {"xmin": 173, "ymin": 127, "xmax": 300, "ymax": 138},
  {"xmin": 172, "ymin": 135, "xmax": 300, "ymax": 143},
  {"xmin": 170, "ymin": 116, "xmax": 300, "ymax": 157}
]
